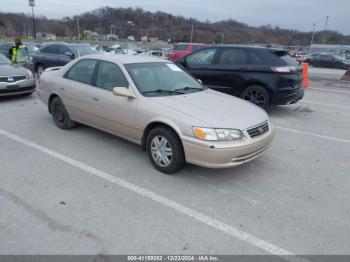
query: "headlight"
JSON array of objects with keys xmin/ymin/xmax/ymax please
[
  {"xmin": 193, "ymin": 127, "xmax": 243, "ymax": 141},
  {"xmin": 26, "ymin": 70, "xmax": 34, "ymax": 80}
]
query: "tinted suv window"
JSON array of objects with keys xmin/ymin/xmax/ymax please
[
  {"xmin": 218, "ymin": 48, "xmax": 248, "ymax": 65},
  {"xmin": 173, "ymin": 44, "xmax": 188, "ymax": 51},
  {"xmin": 41, "ymin": 45, "xmax": 58, "ymax": 54},
  {"xmin": 66, "ymin": 59, "xmax": 97, "ymax": 85},
  {"xmin": 272, "ymin": 51, "xmax": 299, "ymax": 66},
  {"xmin": 186, "ymin": 48, "xmax": 216, "ymax": 67},
  {"xmin": 96, "ymin": 61, "xmax": 128, "ymax": 91}
]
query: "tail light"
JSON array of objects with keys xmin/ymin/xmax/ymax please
[{"xmin": 271, "ymin": 66, "xmax": 297, "ymax": 73}]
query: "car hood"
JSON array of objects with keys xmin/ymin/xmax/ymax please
[
  {"xmin": 152, "ymin": 89, "xmax": 268, "ymax": 130},
  {"xmin": 0, "ymin": 64, "xmax": 28, "ymax": 76}
]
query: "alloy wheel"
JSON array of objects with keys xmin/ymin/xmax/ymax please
[{"xmin": 150, "ymin": 135, "xmax": 173, "ymax": 167}]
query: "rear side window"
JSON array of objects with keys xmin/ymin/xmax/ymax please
[
  {"xmin": 96, "ymin": 61, "xmax": 129, "ymax": 91},
  {"xmin": 58, "ymin": 45, "xmax": 70, "ymax": 56},
  {"xmin": 41, "ymin": 45, "xmax": 58, "ymax": 54},
  {"xmin": 173, "ymin": 44, "xmax": 188, "ymax": 51},
  {"xmin": 65, "ymin": 59, "xmax": 97, "ymax": 85},
  {"xmin": 218, "ymin": 48, "xmax": 248, "ymax": 65}
]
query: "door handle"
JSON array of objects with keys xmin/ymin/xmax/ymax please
[
  {"xmin": 93, "ymin": 97, "xmax": 99, "ymax": 101},
  {"xmin": 60, "ymin": 87, "xmax": 64, "ymax": 91}
]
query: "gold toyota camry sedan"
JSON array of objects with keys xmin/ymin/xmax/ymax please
[{"xmin": 37, "ymin": 55, "xmax": 274, "ymax": 174}]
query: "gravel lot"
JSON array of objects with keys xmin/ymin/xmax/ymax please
[{"xmin": 1, "ymin": 79, "xmax": 350, "ymax": 257}]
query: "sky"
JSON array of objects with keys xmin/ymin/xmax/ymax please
[{"xmin": 3, "ymin": 0, "xmax": 350, "ymax": 34}]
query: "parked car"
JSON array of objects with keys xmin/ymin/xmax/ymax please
[
  {"xmin": 305, "ymin": 53, "xmax": 350, "ymax": 69},
  {"xmin": 37, "ymin": 55, "xmax": 274, "ymax": 174},
  {"xmin": 168, "ymin": 43, "xmax": 208, "ymax": 61},
  {"xmin": 176, "ymin": 45, "xmax": 304, "ymax": 108},
  {"xmin": 0, "ymin": 54, "xmax": 36, "ymax": 97},
  {"xmin": 32, "ymin": 42, "xmax": 98, "ymax": 75}
]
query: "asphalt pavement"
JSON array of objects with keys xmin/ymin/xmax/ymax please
[{"xmin": 0, "ymin": 79, "xmax": 350, "ymax": 257}]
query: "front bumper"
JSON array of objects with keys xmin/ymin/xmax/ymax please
[
  {"xmin": 181, "ymin": 125, "xmax": 274, "ymax": 169},
  {"xmin": 0, "ymin": 79, "xmax": 36, "ymax": 96}
]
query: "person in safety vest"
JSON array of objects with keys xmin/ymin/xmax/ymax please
[{"xmin": 9, "ymin": 37, "xmax": 30, "ymax": 64}]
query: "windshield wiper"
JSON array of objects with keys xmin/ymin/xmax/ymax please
[
  {"xmin": 174, "ymin": 87, "xmax": 205, "ymax": 93},
  {"xmin": 143, "ymin": 89, "xmax": 185, "ymax": 95}
]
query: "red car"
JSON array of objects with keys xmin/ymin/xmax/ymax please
[{"xmin": 168, "ymin": 43, "xmax": 208, "ymax": 61}]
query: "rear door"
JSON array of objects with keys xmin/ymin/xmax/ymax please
[
  {"xmin": 56, "ymin": 45, "xmax": 74, "ymax": 66},
  {"xmin": 203, "ymin": 47, "xmax": 250, "ymax": 95},
  {"xmin": 60, "ymin": 59, "xmax": 99, "ymax": 123}
]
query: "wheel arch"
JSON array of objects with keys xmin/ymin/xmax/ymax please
[
  {"xmin": 48, "ymin": 93, "xmax": 62, "ymax": 114},
  {"xmin": 142, "ymin": 121, "xmax": 183, "ymax": 152}
]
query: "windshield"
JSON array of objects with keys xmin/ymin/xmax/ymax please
[
  {"xmin": 70, "ymin": 45, "xmax": 98, "ymax": 56},
  {"xmin": 126, "ymin": 63, "xmax": 205, "ymax": 97},
  {"xmin": 0, "ymin": 54, "xmax": 11, "ymax": 65}
]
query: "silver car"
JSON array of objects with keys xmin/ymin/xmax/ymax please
[
  {"xmin": 37, "ymin": 55, "xmax": 274, "ymax": 174},
  {"xmin": 0, "ymin": 54, "xmax": 36, "ymax": 97}
]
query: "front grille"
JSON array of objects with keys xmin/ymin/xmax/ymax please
[
  {"xmin": 247, "ymin": 122, "xmax": 269, "ymax": 138},
  {"xmin": 0, "ymin": 75, "xmax": 26, "ymax": 83},
  {"xmin": 0, "ymin": 85, "xmax": 35, "ymax": 94}
]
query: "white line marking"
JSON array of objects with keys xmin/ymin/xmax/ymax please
[
  {"xmin": 302, "ymin": 100, "xmax": 350, "ymax": 110},
  {"xmin": 308, "ymin": 87, "xmax": 350, "ymax": 94},
  {"xmin": 276, "ymin": 126, "xmax": 350, "ymax": 144},
  {"xmin": 0, "ymin": 128, "xmax": 302, "ymax": 259}
]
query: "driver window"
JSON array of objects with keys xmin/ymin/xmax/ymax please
[
  {"xmin": 186, "ymin": 49, "xmax": 216, "ymax": 67},
  {"xmin": 96, "ymin": 61, "xmax": 129, "ymax": 91}
]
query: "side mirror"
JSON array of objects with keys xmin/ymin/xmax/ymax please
[
  {"xmin": 113, "ymin": 87, "xmax": 135, "ymax": 99},
  {"xmin": 65, "ymin": 51, "xmax": 75, "ymax": 59}
]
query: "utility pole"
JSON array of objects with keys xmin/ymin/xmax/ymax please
[
  {"xmin": 190, "ymin": 24, "xmax": 194, "ymax": 43},
  {"xmin": 76, "ymin": 16, "xmax": 80, "ymax": 40},
  {"xmin": 28, "ymin": 0, "xmax": 36, "ymax": 39},
  {"xmin": 323, "ymin": 16, "xmax": 329, "ymax": 44},
  {"xmin": 221, "ymin": 32, "xmax": 224, "ymax": 44},
  {"xmin": 310, "ymin": 23, "xmax": 316, "ymax": 46}
]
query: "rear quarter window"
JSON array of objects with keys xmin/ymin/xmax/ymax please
[{"xmin": 247, "ymin": 49, "xmax": 298, "ymax": 66}]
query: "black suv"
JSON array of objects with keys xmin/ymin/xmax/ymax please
[
  {"xmin": 305, "ymin": 53, "xmax": 350, "ymax": 70},
  {"xmin": 176, "ymin": 45, "xmax": 304, "ymax": 108},
  {"xmin": 32, "ymin": 42, "xmax": 98, "ymax": 75}
]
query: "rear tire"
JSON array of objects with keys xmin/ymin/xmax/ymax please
[
  {"xmin": 240, "ymin": 85, "xmax": 270, "ymax": 108},
  {"xmin": 146, "ymin": 127, "xmax": 185, "ymax": 174},
  {"xmin": 50, "ymin": 97, "xmax": 77, "ymax": 130}
]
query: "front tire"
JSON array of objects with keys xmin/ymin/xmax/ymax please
[
  {"xmin": 241, "ymin": 85, "xmax": 270, "ymax": 108},
  {"xmin": 50, "ymin": 97, "xmax": 77, "ymax": 130},
  {"xmin": 146, "ymin": 127, "xmax": 185, "ymax": 174}
]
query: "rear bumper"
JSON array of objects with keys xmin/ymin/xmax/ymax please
[
  {"xmin": 181, "ymin": 126, "xmax": 274, "ymax": 169},
  {"xmin": 273, "ymin": 86, "xmax": 304, "ymax": 105}
]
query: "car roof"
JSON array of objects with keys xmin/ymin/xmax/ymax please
[{"xmin": 80, "ymin": 54, "xmax": 172, "ymax": 64}]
